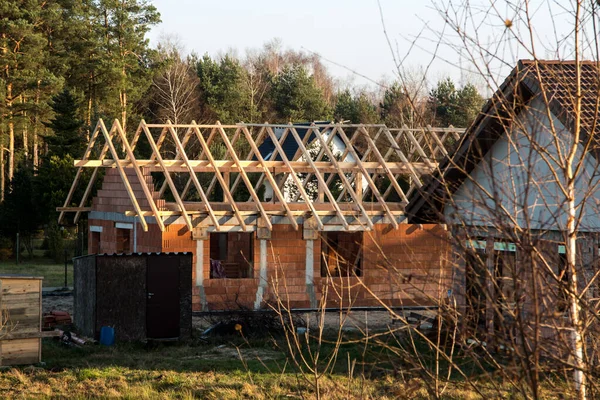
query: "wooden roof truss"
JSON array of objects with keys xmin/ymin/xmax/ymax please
[{"xmin": 58, "ymin": 120, "xmax": 463, "ymax": 232}]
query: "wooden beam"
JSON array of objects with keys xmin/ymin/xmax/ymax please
[
  {"xmin": 73, "ymin": 159, "xmax": 435, "ymax": 174},
  {"xmin": 167, "ymin": 121, "xmax": 221, "ymax": 230},
  {"xmin": 246, "ymin": 125, "xmax": 289, "ymax": 201},
  {"xmin": 230, "ymin": 124, "xmax": 268, "ymax": 196},
  {"xmin": 310, "ymin": 125, "xmax": 374, "ymax": 229},
  {"xmin": 190, "ymin": 122, "xmax": 247, "ymax": 231},
  {"xmin": 56, "ymin": 207, "xmax": 92, "ymax": 212},
  {"xmin": 58, "ymin": 119, "xmax": 102, "ymax": 225},
  {"xmin": 158, "ymin": 125, "xmax": 195, "ymax": 198},
  {"xmin": 215, "ymin": 123, "xmax": 269, "ymax": 231},
  {"xmin": 292, "ymin": 123, "xmax": 337, "ymax": 202},
  {"xmin": 359, "ymin": 126, "xmax": 409, "ymax": 204},
  {"xmin": 101, "ymin": 120, "xmax": 151, "ymax": 232},
  {"xmin": 336, "ymin": 125, "xmax": 397, "ymax": 229},
  {"xmin": 288, "ymin": 125, "xmax": 349, "ymax": 230},
  {"xmin": 182, "ymin": 126, "xmax": 218, "ymax": 200},
  {"xmin": 240, "ymin": 125, "xmax": 298, "ymax": 230},
  {"xmin": 141, "ymin": 121, "xmax": 193, "ymax": 231},
  {"xmin": 265, "ymin": 126, "xmax": 324, "ymax": 230}
]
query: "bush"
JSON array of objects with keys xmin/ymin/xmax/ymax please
[
  {"xmin": 0, "ymin": 248, "xmax": 12, "ymax": 261},
  {"xmin": 0, "ymin": 237, "xmax": 13, "ymax": 261},
  {"xmin": 47, "ymin": 223, "xmax": 64, "ymax": 263}
]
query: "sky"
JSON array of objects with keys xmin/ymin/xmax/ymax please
[
  {"xmin": 147, "ymin": 1, "xmax": 461, "ymax": 87},
  {"xmin": 146, "ymin": 1, "xmax": 583, "ymax": 91}
]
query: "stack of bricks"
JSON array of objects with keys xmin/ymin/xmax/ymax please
[
  {"xmin": 91, "ymin": 168, "xmax": 165, "ymax": 214},
  {"xmin": 88, "ymin": 167, "xmax": 164, "ymax": 254}
]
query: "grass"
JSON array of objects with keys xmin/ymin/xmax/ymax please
[
  {"xmin": 0, "ymin": 258, "xmax": 73, "ymax": 287},
  {"xmin": 0, "ymin": 334, "xmax": 575, "ymax": 399}
]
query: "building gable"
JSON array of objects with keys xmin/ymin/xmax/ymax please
[{"xmin": 444, "ymin": 96, "xmax": 600, "ymax": 231}]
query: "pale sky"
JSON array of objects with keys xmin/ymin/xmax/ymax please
[{"xmin": 147, "ymin": 1, "xmax": 585, "ymax": 91}]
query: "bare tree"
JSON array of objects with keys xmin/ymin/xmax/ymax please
[
  {"xmin": 399, "ymin": 1, "xmax": 600, "ymax": 398},
  {"xmin": 150, "ymin": 38, "xmax": 200, "ymax": 125}
]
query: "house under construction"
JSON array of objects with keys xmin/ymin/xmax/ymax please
[{"xmin": 59, "ymin": 120, "xmax": 461, "ymax": 311}]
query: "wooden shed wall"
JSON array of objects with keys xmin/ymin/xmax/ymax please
[
  {"xmin": 0, "ymin": 277, "xmax": 42, "ymax": 365},
  {"xmin": 73, "ymin": 255, "xmax": 97, "ymax": 339},
  {"xmin": 96, "ymin": 256, "xmax": 147, "ymax": 341}
]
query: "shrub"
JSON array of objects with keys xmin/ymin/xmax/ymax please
[{"xmin": 47, "ymin": 223, "xmax": 65, "ymax": 263}]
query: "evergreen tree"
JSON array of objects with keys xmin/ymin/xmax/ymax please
[
  {"xmin": 0, "ymin": 0, "xmax": 51, "ymax": 186},
  {"xmin": 428, "ymin": 78, "xmax": 484, "ymax": 127},
  {"xmin": 380, "ymin": 83, "xmax": 416, "ymax": 127},
  {"xmin": 0, "ymin": 164, "xmax": 39, "ymax": 257},
  {"xmin": 44, "ymin": 89, "xmax": 85, "ymax": 158},
  {"xmin": 270, "ymin": 64, "xmax": 330, "ymax": 122},
  {"xmin": 34, "ymin": 155, "xmax": 78, "ymax": 226},
  {"xmin": 334, "ymin": 90, "xmax": 379, "ymax": 124},
  {"xmin": 196, "ymin": 54, "xmax": 251, "ymax": 123},
  {"xmin": 97, "ymin": 0, "xmax": 160, "ymax": 130}
]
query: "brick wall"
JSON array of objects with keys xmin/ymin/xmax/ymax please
[
  {"xmin": 194, "ymin": 223, "xmax": 450, "ymax": 311},
  {"xmin": 91, "ymin": 168, "xmax": 165, "ymax": 214},
  {"xmin": 313, "ymin": 224, "xmax": 451, "ymax": 308}
]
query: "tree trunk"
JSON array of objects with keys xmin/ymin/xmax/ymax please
[
  {"xmin": 8, "ymin": 119, "xmax": 14, "ymax": 181},
  {"xmin": 33, "ymin": 82, "xmax": 40, "ymax": 168},
  {"xmin": 569, "ymin": 13, "xmax": 586, "ymax": 397},
  {"xmin": 0, "ymin": 126, "xmax": 4, "ymax": 202},
  {"xmin": 22, "ymin": 110, "xmax": 28, "ymax": 160},
  {"xmin": 120, "ymin": 88, "xmax": 127, "ymax": 132},
  {"xmin": 7, "ymin": 82, "xmax": 14, "ymax": 182}
]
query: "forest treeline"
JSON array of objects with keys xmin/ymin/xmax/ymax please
[{"xmin": 0, "ymin": 0, "xmax": 484, "ymax": 255}]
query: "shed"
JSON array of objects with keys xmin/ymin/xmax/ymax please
[
  {"xmin": 0, "ymin": 275, "xmax": 44, "ymax": 365},
  {"xmin": 73, "ymin": 253, "xmax": 192, "ymax": 341}
]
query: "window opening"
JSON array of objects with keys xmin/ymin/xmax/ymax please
[
  {"xmin": 116, "ymin": 228, "xmax": 130, "ymax": 253},
  {"xmin": 320, "ymin": 231, "xmax": 363, "ymax": 277},
  {"xmin": 209, "ymin": 232, "xmax": 254, "ymax": 278},
  {"xmin": 90, "ymin": 231, "xmax": 101, "ymax": 254}
]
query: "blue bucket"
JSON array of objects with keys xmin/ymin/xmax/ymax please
[{"xmin": 99, "ymin": 326, "xmax": 115, "ymax": 346}]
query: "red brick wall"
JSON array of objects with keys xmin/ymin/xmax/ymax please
[
  {"xmin": 361, "ymin": 224, "xmax": 451, "ymax": 306},
  {"xmin": 91, "ymin": 168, "xmax": 165, "ymax": 214},
  {"xmin": 262, "ymin": 224, "xmax": 320, "ymax": 309},
  {"xmin": 314, "ymin": 224, "xmax": 451, "ymax": 308},
  {"xmin": 88, "ymin": 219, "xmax": 162, "ymax": 254},
  {"xmin": 161, "ymin": 223, "xmax": 450, "ymax": 311}
]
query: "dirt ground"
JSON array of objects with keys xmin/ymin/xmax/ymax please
[{"xmin": 44, "ymin": 293, "xmax": 434, "ymax": 333}]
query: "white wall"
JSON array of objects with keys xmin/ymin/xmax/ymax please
[{"xmin": 445, "ymin": 96, "xmax": 600, "ymax": 232}]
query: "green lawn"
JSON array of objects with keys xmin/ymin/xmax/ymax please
[
  {"xmin": 0, "ymin": 335, "xmax": 574, "ymax": 399},
  {"xmin": 0, "ymin": 259, "xmax": 73, "ymax": 287}
]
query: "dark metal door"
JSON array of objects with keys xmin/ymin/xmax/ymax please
[{"xmin": 146, "ymin": 255, "xmax": 180, "ymax": 338}]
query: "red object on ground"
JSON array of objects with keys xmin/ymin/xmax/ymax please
[{"xmin": 43, "ymin": 311, "xmax": 72, "ymax": 328}]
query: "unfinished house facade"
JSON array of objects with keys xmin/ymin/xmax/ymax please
[
  {"xmin": 59, "ymin": 121, "xmax": 461, "ymax": 312},
  {"xmin": 407, "ymin": 60, "xmax": 600, "ymax": 344}
]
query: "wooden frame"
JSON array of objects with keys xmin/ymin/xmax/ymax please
[{"xmin": 58, "ymin": 120, "xmax": 464, "ymax": 232}]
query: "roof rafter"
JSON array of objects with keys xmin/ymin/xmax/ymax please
[{"xmin": 59, "ymin": 119, "xmax": 464, "ymax": 232}]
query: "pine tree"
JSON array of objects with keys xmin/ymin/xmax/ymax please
[
  {"xmin": 334, "ymin": 90, "xmax": 379, "ymax": 124},
  {"xmin": 270, "ymin": 64, "xmax": 330, "ymax": 122},
  {"xmin": 44, "ymin": 89, "xmax": 84, "ymax": 158},
  {"xmin": 0, "ymin": 0, "xmax": 49, "ymax": 193},
  {"xmin": 98, "ymin": 0, "xmax": 160, "ymax": 131}
]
